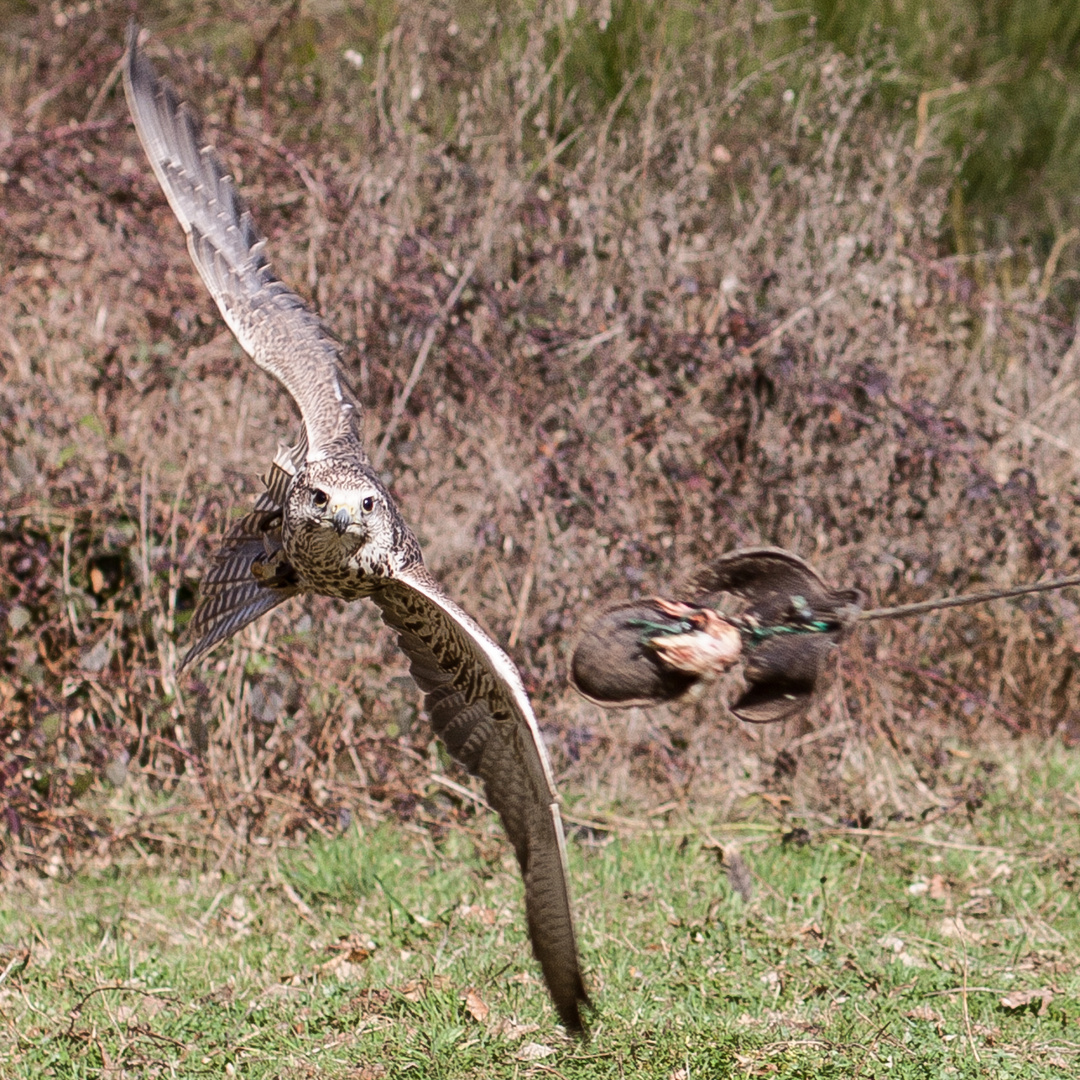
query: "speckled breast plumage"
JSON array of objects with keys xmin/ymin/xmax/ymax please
[
  {"xmin": 281, "ymin": 486, "xmax": 424, "ymax": 599},
  {"xmin": 282, "ymin": 523, "xmax": 388, "ymax": 598}
]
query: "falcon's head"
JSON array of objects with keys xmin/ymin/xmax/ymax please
[{"xmin": 284, "ymin": 458, "xmax": 396, "ymax": 560}]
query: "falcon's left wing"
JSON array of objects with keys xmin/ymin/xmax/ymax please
[{"xmin": 371, "ymin": 567, "xmax": 589, "ymax": 1036}]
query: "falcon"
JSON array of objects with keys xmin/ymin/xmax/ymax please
[{"xmin": 122, "ymin": 24, "xmax": 589, "ymax": 1034}]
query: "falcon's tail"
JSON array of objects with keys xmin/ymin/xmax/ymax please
[{"xmin": 180, "ymin": 452, "xmax": 302, "ymax": 671}]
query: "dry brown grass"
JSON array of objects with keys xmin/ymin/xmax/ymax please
[{"xmin": 3, "ymin": 1, "xmax": 1080, "ymax": 876}]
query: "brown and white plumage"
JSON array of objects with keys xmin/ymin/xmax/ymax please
[
  {"xmin": 123, "ymin": 34, "xmax": 360, "ymax": 458},
  {"xmin": 123, "ymin": 25, "xmax": 588, "ymax": 1033}
]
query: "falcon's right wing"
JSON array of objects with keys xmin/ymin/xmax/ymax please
[
  {"xmin": 123, "ymin": 24, "xmax": 364, "ymax": 461},
  {"xmin": 179, "ymin": 499, "xmax": 300, "ymax": 672},
  {"xmin": 180, "ymin": 451, "xmax": 303, "ymax": 671}
]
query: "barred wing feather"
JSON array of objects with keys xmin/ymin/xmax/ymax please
[
  {"xmin": 372, "ymin": 568, "xmax": 589, "ymax": 1035},
  {"xmin": 123, "ymin": 25, "xmax": 362, "ymax": 460}
]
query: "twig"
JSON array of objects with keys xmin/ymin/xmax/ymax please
[
  {"xmin": 819, "ymin": 827, "xmax": 1007, "ymax": 854},
  {"xmin": 552, "ymin": 322, "xmax": 626, "ymax": 358},
  {"xmin": 65, "ymin": 985, "xmax": 179, "ymax": 1037},
  {"xmin": 1038, "ymin": 227, "xmax": 1078, "ymax": 303},
  {"xmin": 255, "ymin": 131, "xmax": 327, "ymax": 213},
  {"xmin": 742, "ymin": 286, "xmax": 836, "ymax": 356},
  {"xmin": 86, "ymin": 51, "xmax": 125, "ymax": 123},
  {"xmin": 914, "ymin": 83, "xmax": 968, "ymax": 152},
  {"xmin": 887, "ymin": 662, "xmax": 1024, "ymax": 734},
  {"xmin": 958, "ymin": 923, "xmax": 981, "ymax": 1064},
  {"xmin": 984, "ymin": 399, "xmax": 1080, "ymax": 461},
  {"xmin": 23, "ymin": 37, "xmax": 113, "ymax": 120},
  {"xmin": 61, "ymin": 526, "xmax": 82, "ymax": 643},
  {"xmin": 429, "ymin": 773, "xmax": 491, "ymax": 812},
  {"xmin": 373, "ymin": 259, "xmax": 476, "ymax": 470},
  {"xmin": 722, "ymin": 44, "xmax": 814, "ymax": 112},
  {"xmin": 0, "ymin": 949, "xmax": 30, "ymax": 987},
  {"xmin": 2, "ymin": 119, "xmax": 119, "ymax": 167},
  {"xmin": 279, "ymin": 879, "xmax": 320, "ymax": 928},
  {"xmin": 508, "ymin": 503, "xmax": 547, "ymax": 649}
]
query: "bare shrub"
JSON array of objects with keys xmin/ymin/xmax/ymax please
[{"xmin": 2, "ymin": 2, "xmax": 1079, "ymax": 870}]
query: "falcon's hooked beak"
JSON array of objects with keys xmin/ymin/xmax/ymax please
[{"xmin": 331, "ymin": 506, "xmax": 354, "ymax": 535}]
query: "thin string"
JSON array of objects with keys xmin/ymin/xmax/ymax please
[{"xmin": 858, "ymin": 573, "xmax": 1080, "ymax": 623}]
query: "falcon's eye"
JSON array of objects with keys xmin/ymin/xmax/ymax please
[
  {"xmin": 312, "ymin": 489, "xmax": 329, "ymax": 508},
  {"xmin": 362, "ymin": 496, "xmax": 376, "ymax": 513}
]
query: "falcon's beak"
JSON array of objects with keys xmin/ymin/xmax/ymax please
[{"xmin": 331, "ymin": 506, "xmax": 352, "ymax": 535}]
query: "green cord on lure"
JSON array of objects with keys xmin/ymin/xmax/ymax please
[{"xmin": 628, "ymin": 601, "xmax": 837, "ymax": 646}]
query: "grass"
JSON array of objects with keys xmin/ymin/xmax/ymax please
[
  {"xmin": 799, "ymin": 0, "xmax": 1080, "ymax": 277},
  {"xmin": 4, "ymin": 740, "xmax": 1080, "ymax": 1077}
]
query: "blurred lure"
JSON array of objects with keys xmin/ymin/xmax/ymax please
[{"xmin": 571, "ymin": 547, "xmax": 1080, "ymax": 723}]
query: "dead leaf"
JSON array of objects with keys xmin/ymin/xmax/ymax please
[
  {"xmin": 399, "ymin": 975, "xmax": 451, "ymax": 1002},
  {"xmin": 488, "ymin": 1017, "xmax": 539, "ymax": 1040},
  {"xmin": 462, "ymin": 987, "xmax": 489, "ymax": 1023},
  {"xmin": 938, "ymin": 916, "xmax": 982, "ymax": 942},
  {"xmin": 351, "ymin": 1066, "xmax": 387, "ymax": 1080},
  {"xmin": 515, "ymin": 1042, "xmax": 556, "ymax": 1062},
  {"xmin": 1000, "ymin": 988, "xmax": 1053, "ymax": 1015},
  {"xmin": 323, "ymin": 936, "xmax": 373, "ymax": 971},
  {"xmin": 348, "ymin": 989, "xmax": 393, "ymax": 1016},
  {"xmin": 906, "ymin": 1006, "xmax": 943, "ymax": 1024},
  {"xmin": 321, "ymin": 951, "xmax": 369, "ymax": 980},
  {"xmin": 458, "ymin": 904, "xmax": 498, "ymax": 926},
  {"xmin": 928, "ymin": 874, "xmax": 949, "ymax": 900}
]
